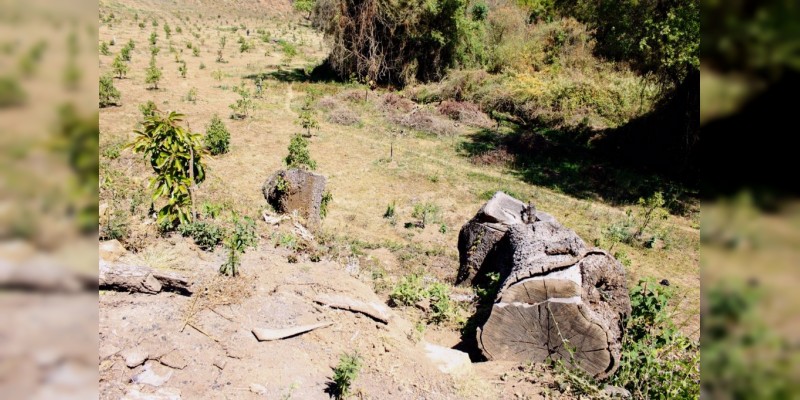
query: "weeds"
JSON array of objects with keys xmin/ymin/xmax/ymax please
[
  {"xmin": 411, "ymin": 202, "xmax": 441, "ymax": 228},
  {"xmin": 390, "ymin": 275, "xmax": 459, "ymax": 324},
  {"xmin": 330, "ymin": 352, "xmax": 361, "ymax": 400},
  {"xmin": 178, "ymin": 220, "xmax": 223, "ymax": 250}
]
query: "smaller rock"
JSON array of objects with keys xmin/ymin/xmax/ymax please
[
  {"xmin": 603, "ymin": 385, "xmax": 632, "ymax": 398},
  {"xmin": 131, "ymin": 362, "xmax": 173, "ymax": 387},
  {"xmin": 414, "ymin": 298, "xmax": 430, "ymax": 312},
  {"xmin": 423, "ymin": 342, "xmax": 472, "ymax": 375},
  {"xmin": 123, "ymin": 387, "xmax": 182, "ymax": 400},
  {"xmin": 250, "ymin": 383, "xmax": 267, "ymax": 395},
  {"xmin": 159, "ymin": 351, "xmax": 187, "ymax": 370},
  {"xmin": 99, "ymin": 344, "xmax": 121, "ymax": 360},
  {"xmin": 120, "ymin": 348, "xmax": 149, "ymax": 368},
  {"xmin": 100, "ymin": 240, "xmax": 128, "ymax": 262}
]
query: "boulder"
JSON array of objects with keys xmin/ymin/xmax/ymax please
[
  {"xmin": 262, "ymin": 169, "xmax": 327, "ymax": 229},
  {"xmin": 458, "ymin": 192, "xmax": 631, "ymax": 378},
  {"xmin": 423, "ymin": 342, "xmax": 472, "ymax": 375}
]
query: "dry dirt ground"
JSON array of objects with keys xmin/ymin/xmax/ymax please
[
  {"xmin": 100, "ymin": 239, "xmax": 558, "ymax": 399},
  {"xmin": 98, "ymin": 1, "xmax": 700, "ymax": 398}
]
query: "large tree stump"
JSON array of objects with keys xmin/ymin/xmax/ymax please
[
  {"xmin": 262, "ymin": 169, "xmax": 327, "ymax": 229},
  {"xmin": 458, "ymin": 192, "xmax": 631, "ymax": 378}
]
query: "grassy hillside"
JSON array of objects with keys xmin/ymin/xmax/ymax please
[{"xmin": 99, "ymin": 1, "xmax": 699, "ymax": 397}]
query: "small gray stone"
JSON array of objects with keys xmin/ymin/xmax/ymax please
[
  {"xmin": 121, "ymin": 348, "xmax": 149, "ymax": 368},
  {"xmin": 131, "ymin": 362, "xmax": 173, "ymax": 387},
  {"xmin": 250, "ymin": 383, "xmax": 267, "ymax": 395}
]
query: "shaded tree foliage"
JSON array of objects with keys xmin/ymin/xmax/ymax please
[{"xmin": 312, "ymin": 0, "xmax": 483, "ymax": 85}]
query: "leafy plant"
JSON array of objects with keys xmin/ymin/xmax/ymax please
[
  {"xmin": 330, "ymin": 352, "xmax": 361, "ymax": 400},
  {"xmin": 389, "ymin": 274, "xmax": 426, "ymax": 306},
  {"xmin": 149, "ymin": 31, "xmax": 158, "ymax": 45},
  {"xmin": 608, "ymin": 279, "xmax": 700, "ymax": 399},
  {"xmin": 411, "ymin": 202, "xmax": 441, "ymax": 227},
  {"xmin": 1, "ymin": 76, "xmax": 27, "ymax": 107},
  {"xmin": 426, "ymin": 282, "xmax": 455, "ymax": 324},
  {"xmin": 204, "ymin": 114, "xmax": 230, "ymax": 155},
  {"xmin": 145, "ymin": 56, "xmax": 162, "ymax": 89},
  {"xmin": 111, "ymin": 54, "xmax": 128, "ymax": 78},
  {"xmin": 185, "ymin": 87, "xmax": 197, "ymax": 104},
  {"xmin": 178, "ymin": 61, "xmax": 187, "ymax": 78},
  {"xmin": 219, "ymin": 214, "xmax": 258, "ymax": 276},
  {"xmin": 297, "ymin": 98, "xmax": 319, "ymax": 136},
  {"xmin": 99, "ymin": 75, "xmax": 120, "ymax": 107},
  {"xmin": 383, "ymin": 201, "xmax": 396, "ymax": 219},
  {"xmin": 320, "ymin": 190, "xmax": 333, "ymax": 219},
  {"xmin": 139, "ymin": 100, "xmax": 157, "ymax": 119},
  {"xmin": 128, "ymin": 110, "xmax": 206, "ymax": 227},
  {"xmin": 99, "ymin": 41, "xmax": 110, "ymax": 55},
  {"xmin": 120, "ymin": 44, "xmax": 132, "ymax": 61},
  {"xmin": 228, "ymin": 83, "xmax": 253, "ymax": 119},
  {"xmin": 192, "ymin": 46, "xmax": 200, "ymax": 57},
  {"xmin": 284, "ymin": 134, "xmax": 317, "ymax": 170},
  {"xmin": 178, "ymin": 220, "xmax": 223, "ymax": 250}
]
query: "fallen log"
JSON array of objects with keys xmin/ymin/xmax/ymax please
[
  {"xmin": 99, "ymin": 260, "xmax": 192, "ymax": 295},
  {"xmin": 252, "ymin": 321, "xmax": 333, "ymax": 341}
]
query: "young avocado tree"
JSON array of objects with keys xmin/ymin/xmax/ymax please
[
  {"xmin": 285, "ymin": 134, "xmax": 316, "ymax": 170},
  {"xmin": 145, "ymin": 56, "xmax": 162, "ymax": 89},
  {"xmin": 128, "ymin": 110, "xmax": 206, "ymax": 228}
]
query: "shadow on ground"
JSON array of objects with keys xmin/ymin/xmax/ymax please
[{"xmin": 458, "ymin": 125, "xmax": 698, "ymax": 216}]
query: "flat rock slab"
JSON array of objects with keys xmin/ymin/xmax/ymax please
[
  {"xmin": 131, "ymin": 362, "xmax": 174, "ymax": 387},
  {"xmin": 121, "ymin": 347, "xmax": 149, "ymax": 368},
  {"xmin": 252, "ymin": 321, "xmax": 333, "ymax": 341},
  {"xmin": 423, "ymin": 342, "xmax": 472, "ymax": 375},
  {"xmin": 314, "ymin": 293, "xmax": 391, "ymax": 324},
  {"xmin": 123, "ymin": 387, "xmax": 182, "ymax": 400}
]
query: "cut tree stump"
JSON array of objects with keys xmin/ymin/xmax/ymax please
[
  {"xmin": 460, "ymin": 192, "xmax": 631, "ymax": 379},
  {"xmin": 99, "ymin": 260, "xmax": 192, "ymax": 295}
]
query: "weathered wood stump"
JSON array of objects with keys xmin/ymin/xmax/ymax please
[
  {"xmin": 460, "ymin": 192, "xmax": 631, "ymax": 378},
  {"xmin": 262, "ymin": 169, "xmax": 327, "ymax": 229}
]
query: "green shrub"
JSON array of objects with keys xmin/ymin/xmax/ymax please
[
  {"xmin": 320, "ymin": 190, "xmax": 333, "ymax": 219},
  {"xmin": 0, "ymin": 76, "xmax": 26, "ymax": 107},
  {"xmin": 219, "ymin": 214, "xmax": 258, "ymax": 276},
  {"xmin": 331, "ymin": 352, "xmax": 361, "ymax": 400},
  {"xmin": 99, "ymin": 75, "xmax": 120, "ymax": 107},
  {"xmin": 100, "ymin": 41, "xmax": 110, "ymax": 55},
  {"xmin": 178, "ymin": 220, "xmax": 223, "ymax": 250},
  {"xmin": 111, "ymin": 54, "xmax": 128, "ymax": 78},
  {"xmin": 185, "ymin": 87, "xmax": 197, "ymax": 103},
  {"xmin": 204, "ymin": 114, "xmax": 230, "ymax": 155},
  {"xmin": 149, "ymin": 31, "xmax": 158, "ymax": 45},
  {"xmin": 383, "ymin": 202, "xmax": 396, "ymax": 219},
  {"xmin": 608, "ymin": 279, "xmax": 699, "ymax": 399},
  {"xmin": 411, "ymin": 202, "xmax": 441, "ymax": 227},
  {"xmin": 426, "ymin": 282, "xmax": 454, "ymax": 324},
  {"xmin": 145, "ymin": 56, "xmax": 162, "ymax": 89},
  {"xmin": 120, "ymin": 44, "xmax": 132, "ymax": 61},
  {"xmin": 228, "ymin": 83, "xmax": 253, "ymax": 119},
  {"xmin": 284, "ymin": 134, "xmax": 317, "ymax": 170},
  {"xmin": 139, "ymin": 100, "xmax": 157, "ymax": 119},
  {"xmin": 389, "ymin": 274, "xmax": 426, "ymax": 306},
  {"xmin": 178, "ymin": 61, "xmax": 187, "ymax": 78},
  {"xmin": 192, "ymin": 46, "xmax": 200, "ymax": 57}
]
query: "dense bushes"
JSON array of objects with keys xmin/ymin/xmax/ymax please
[
  {"xmin": 204, "ymin": 114, "xmax": 230, "ymax": 155},
  {"xmin": 313, "ymin": 0, "xmax": 484, "ymax": 85}
]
